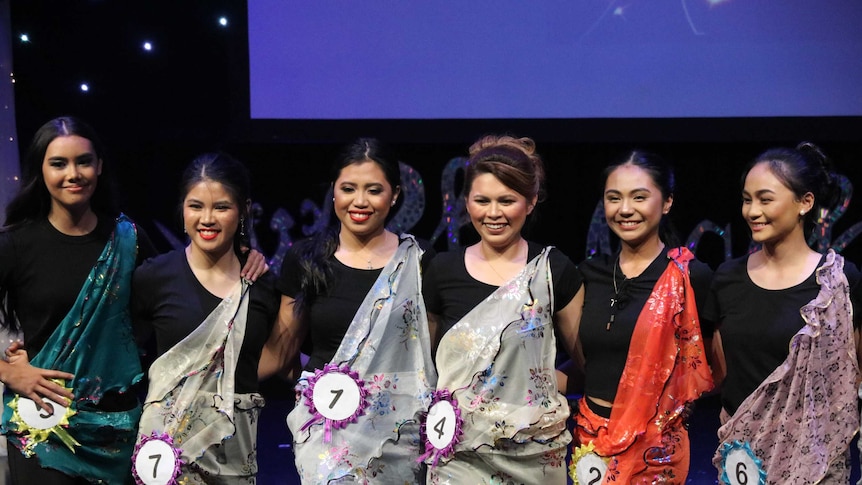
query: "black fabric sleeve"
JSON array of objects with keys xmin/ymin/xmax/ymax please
[{"xmin": 689, "ymin": 259, "xmax": 715, "ymax": 336}]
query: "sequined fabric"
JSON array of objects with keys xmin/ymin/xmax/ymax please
[
  {"xmin": 572, "ymin": 247, "xmax": 714, "ymax": 484},
  {"xmin": 713, "ymin": 250, "xmax": 859, "ymax": 484},
  {"xmin": 138, "ymin": 280, "xmax": 265, "ymax": 483},
  {"xmin": 1, "ymin": 215, "xmax": 142, "ymax": 484},
  {"xmin": 428, "ymin": 248, "xmax": 571, "ymax": 484},
  {"xmin": 287, "ymin": 235, "xmax": 436, "ymax": 484}
]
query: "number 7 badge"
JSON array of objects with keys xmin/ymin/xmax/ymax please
[
  {"xmin": 132, "ymin": 431, "xmax": 183, "ymax": 485},
  {"xmin": 300, "ymin": 363, "xmax": 369, "ymax": 442}
]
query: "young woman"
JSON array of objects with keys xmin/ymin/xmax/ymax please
[
  {"xmin": 704, "ymin": 143, "xmax": 860, "ymax": 484},
  {"xmin": 570, "ymin": 151, "xmax": 714, "ymax": 484},
  {"xmin": 259, "ymin": 138, "xmax": 436, "ymax": 483},
  {"xmin": 421, "ymin": 135, "xmax": 584, "ymax": 483},
  {"xmin": 132, "ymin": 153, "xmax": 279, "ymax": 483},
  {"xmin": 0, "ymin": 116, "xmax": 153, "ymax": 484}
]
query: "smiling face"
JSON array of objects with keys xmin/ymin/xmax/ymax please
[
  {"xmin": 183, "ymin": 180, "xmax": 241, "ymax": 256},
  {"xmin": 466, "ymin": 172, "xmax": 536, "ymax": 251},
  {"xmin": 742, "ymin": 162, "xmax": 812, "ymax": 246},
  {"xmin": 41, "ymin": 135, "xmax": 102, "ymax": 214},
  {"xmin": 603, "ymin": 163, "xmax": 672, "ymax": 250},
  {"xmin": 333, "ymin": 160, "xmax": 399, "ymax": 239}
]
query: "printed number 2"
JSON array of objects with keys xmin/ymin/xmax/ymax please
[
  {"xmin": 149, "ymin": 454, "xmax": 161, "ymax": 479},
  {"xmin": 433, "ymin": 417, "xmax": 446, "ymax": 439},
  {"xmin": 587, "ymin": 467, "xmax": 602, "ymax": 485},
  {"xmin": 735, "ymin": 462, "xmax": 748, "ymax": 485},
  {"xmin": 329, "ymin": 389, "xmax": 344, "ymax": 409}
]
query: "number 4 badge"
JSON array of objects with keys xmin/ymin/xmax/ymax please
[
  {"xmin": 132, "ymin": 431, "xmax": 183, "ymax": 485},
  {"xmin": 300, "ymin": 363, "xmax": 369, "ymax": 442},
  {"xmin": 719, "ymin": 440, "xmax": 766, "ymax": 485},
  {"xmin": 419, "ymin": 389, "xmax": 463, "ymax": 467}
]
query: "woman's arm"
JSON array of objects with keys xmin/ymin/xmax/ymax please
[
  {"xmin": 0, "ymin": 343, "xmax": 74, "ymax": 414},
  {"xmin": 259, "ymin": 295, "xmax": 308, "ymax": 381},
  {"xmin": 553, "ymin": 285, "xmax": 585, "ymax": 395}
]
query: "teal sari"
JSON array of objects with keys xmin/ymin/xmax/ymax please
[{"xmin": 2, "ymin": 215, "xmax": 143, "ymax": 484}]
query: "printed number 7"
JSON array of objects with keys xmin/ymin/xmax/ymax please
[
  {"xmin": 329, "ymin": 389, "xmax": 344, "ymax": 409},
  {"xmin": 149, "ymin": 454, "xmax": 161, "ymax": 479}
]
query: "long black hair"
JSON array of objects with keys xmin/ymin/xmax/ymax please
[
  {"xmin": 4, "ymin": 116, "xmax": 118, "ymax": 229},
  {"xmin": 602, "ymin": 150, "xmax": 680, "ymax": 248},
  {"xmin": 290, "ymin": 138, "xmax": 400, "ymax": 319}
]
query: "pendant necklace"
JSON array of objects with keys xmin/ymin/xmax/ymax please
[{"xmin": 608, "ymin": 254, "xmax": 625, "ymax": 331}]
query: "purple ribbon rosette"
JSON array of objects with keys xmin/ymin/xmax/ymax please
[
  {"xmin": 300, "ymin": 363, "xmax": 369, "ymax": 443},
  {"xmin": 419, "ymin": 388, "xmax": 464, "ymax": 467},
  {"xmin": 132, "ymin": 431, "xmax": 184, "ymax": 485}
]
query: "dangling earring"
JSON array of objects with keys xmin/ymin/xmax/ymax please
[{"xmin": 240, "ymin": 217, "xmax": 246, "ymax": 237}]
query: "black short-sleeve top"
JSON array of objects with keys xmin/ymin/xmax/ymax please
[
  {"xmin": 277, "ymin": 235, "xmax": 435, "ymax": 372},
  {"xmin": 422, "ymin": 242, "xmax": 583, "ymax": 337},
  {"xmin": 131, "ymin": 249, "xmax": 279, "ymax": 394},
  {"xmin": 702, "ymin": 252, "xmax": 862, "ymax": 414},
  {"xmin": 578, "ymin": 250, "xmax": 714, "ymax": 403}
]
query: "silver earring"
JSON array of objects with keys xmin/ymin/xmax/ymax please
[
  {"xmin": 240, "ymin": 217, "xmax": 246, "ymax": 237},
  {"xmin": 800, "ymin": 210, "xmax": 806, "ymax": 216}
]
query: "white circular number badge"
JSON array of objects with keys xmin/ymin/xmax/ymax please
[
  {"xmin": 17, "ymin": 397, "xmax": 68, "ymax": 430},
  {"xmin": 574, "ymin": 452, "xmax": 608, "ymax": 485},
  {"xmin": 133, "ymin": 437, "xmax": 181, "ymax": 485},
  {"xmin": 724, "ymin": 447, "xmax": 762, "ymax": 485},
  {"xmin": 427, "ymin": 399, "xmax": 457, "ymax": 450},
  {"xmin": 311, "ymin": 371, "xmax": 362, "ymax": 421}
]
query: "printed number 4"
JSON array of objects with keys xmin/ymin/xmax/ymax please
[{"xmin": 433, "ymin": 417, "xmax": 446, "ymax": 439}]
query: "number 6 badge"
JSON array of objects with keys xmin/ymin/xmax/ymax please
[
  {"xmin": 300, "ymin": 363, "xmax": 369, "ymax": 442},
  {"xmin": 719, "ymin": 440, "xmax": 766, "ymax": 485},
  {"xmin": 132, "ymin": 432, "xmax": 183, "ymax": 485},
  {"xmin": 419, "ymin": 389, "xmax": 463, "ymax": 467}
]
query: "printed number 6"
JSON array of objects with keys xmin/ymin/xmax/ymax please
[{"xmin": 735, "ymin": 462, "xmax": 748, "ymax": 485}]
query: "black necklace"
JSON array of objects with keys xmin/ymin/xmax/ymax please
[{"xmin": 608, "ymin": 255, "xmax": 627, "ymax": 331}]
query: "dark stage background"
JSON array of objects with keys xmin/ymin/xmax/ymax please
[{"xmin": 5, "ymin": 1, "xmax": 862, "ymax": 483}]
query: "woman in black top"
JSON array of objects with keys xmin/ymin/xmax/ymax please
[{"xmin": 571, "ymin": 151, "xmax": 714, "ymax": 485}]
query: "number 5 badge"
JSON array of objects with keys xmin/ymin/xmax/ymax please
[
  {"xmin": 132, "ymin": 432, "xmax": 183, "ymax": 485},
  {"xmin": 300, "ymin": 363, "xmax": 369, "ymax": 442},
  {"xmin": 419, "ymin": 389, "xmax": 463, "ymax": 467}
]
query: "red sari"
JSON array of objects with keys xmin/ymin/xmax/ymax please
[{"xmin": 572, "ymin": 247, "xmax": 714, "ymax": 484}]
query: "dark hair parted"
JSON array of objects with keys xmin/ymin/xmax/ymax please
[
  {"xmin": 743, "ymin": 142, "xmax": 839, "ymax": 237},
  {"xmin": 4, "ymin": 116, "xmax": 118, "ymax": 228},
  {"xmin": 603, "ymin": 150, "xmax": 680, "ymax": 248},
  {"xmin": 290, "ymin": 138, "xmax": 400, "ymax": 319},
  {"xmin": 180, "ymin": 152, "xmax": 252, "ymax": 256},
  {"xmin": 465, "ymin": 135, "xmax": 546, "ymax": 205}
]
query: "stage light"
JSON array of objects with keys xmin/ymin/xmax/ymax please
[
  {"xmin": 80, "ymin": 83, "xmax": 90, "ymax": 92},
  {"xmin": 143, "ymin": 41, "xmax": 153, "ymax": 51},
  {"xmin": 219, "ymin": 17, "xmax": 228, "ymax": 27},
  {"xmin": 19, "ymin": 34, "xmax": 29, "ymax": 43}
]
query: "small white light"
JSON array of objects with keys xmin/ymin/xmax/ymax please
[
  {"xmin": 19, "ymin": 34, "xmax": 29, "ymax": 43},
  {"xmin": 143, "ymin": 41, "xmax": 152, "ymax": 51},
  {"xmin": 219, "ymin": 17, "xmax": 228, "ymax": 27},
  {"xmin": 80, "ymin": 83, "xmax": 89, "ymax": 92}
]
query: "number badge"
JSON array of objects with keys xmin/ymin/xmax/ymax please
[
  {"xmin": 132, "ymin": 432, "xmax": 183, "ymax": 485},
  {"xmin": 419, "ymin": 389, "xmax": 463, "ymax": 467},
  {"xmin": 300, "ymin": 363, "xmax": 368, "ymax": 442},
  {"xmin": 719, "ymin": 440, "xmax": 766, "ymax": 485},
  {"xmin": 569, "ymin": 442, "xmax": 609, "ymax": 485},
  {"xmin": 8, "ymin": 381, "xmax": 80, "ymax": 455}
]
